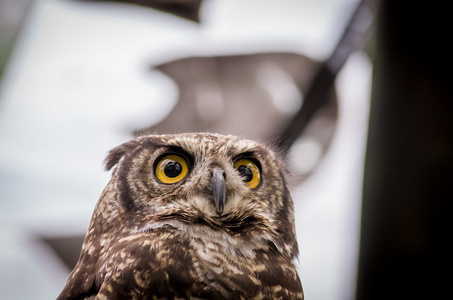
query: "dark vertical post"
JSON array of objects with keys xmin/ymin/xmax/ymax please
[
  {"xmin": 276, "ymin": 0, "xmax": 375, "ymax": 152},
  {"xmin": 356, "ymin": 1, "xmax": 452, "ymax": 299}
]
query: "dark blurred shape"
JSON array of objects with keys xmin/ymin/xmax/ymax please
[
  {"xmin": 0, "ymin": 0, "xmax": 34, "ymax": 82},
  {"xmin": 75, "ymin": 0, "xmax": 203, "ymax": 22},
  {"xmin": 136, "ymin": 52, "xmax": 338, "ymax": 184},
  {"xmin": 138, "ymin": 53, "xmax": 335, "ymax": 140},
  {"xmin": 42, "ymin": 235, "xmax": 84, "ymax": 271},
  {"xmin": 277, "ymin": 0, "xmax": 375, "ymax": 152},
  {"xmin": 356, "ymin": 1, "xmax": 452, "ymax": 299}
]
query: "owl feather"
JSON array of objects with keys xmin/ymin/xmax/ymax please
[{"xmin": 58, "ymin": 133, "xmax": 303, "ymax": 300}]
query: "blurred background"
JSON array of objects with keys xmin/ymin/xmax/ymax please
[{"xmin": 0, "ymin": 0, "xmax": 449, "ymax": 299}]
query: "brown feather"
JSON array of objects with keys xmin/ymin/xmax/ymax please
[{"xmin": 58, "ymin": 133, "xmax": 303, "ymax": 299}]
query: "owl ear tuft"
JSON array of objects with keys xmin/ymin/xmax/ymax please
[{"xmin": 104, "ymin": 140, "xmax": 141, "ymax": 171}]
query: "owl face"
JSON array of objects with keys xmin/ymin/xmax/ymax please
[{"xmin": 105, "ymin": 133, "xmax": 297, "ymax": 258}]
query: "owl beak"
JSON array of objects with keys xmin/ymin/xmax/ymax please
[{"xmin": 211, "ymin": 167, "xmax": 227, "ymax": 216}]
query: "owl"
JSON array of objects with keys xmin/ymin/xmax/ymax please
[{"xmin": 57, "ymin": 133, "xmax": 303, "ymax": 299}]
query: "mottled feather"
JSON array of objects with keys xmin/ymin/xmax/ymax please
[{"xmin": 58, "ymin": 133, "xmax": 303, "ymax": 299}]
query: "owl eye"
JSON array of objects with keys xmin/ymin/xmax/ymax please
[
  {"xmin": 155, "ymin": 154, "xmax": 189, "ymax": 184},
  {"xmin": 234, "ymin": 158, "xmax": 261, "ymax": 189}
]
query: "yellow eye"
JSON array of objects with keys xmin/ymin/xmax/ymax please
[
  {"xmin": 155, "ymin": 154, "xmax": 189, "ymax": 184},
  {"xmin": 234, "ymin": 158, "xmax": 261, "ymax": 189}
]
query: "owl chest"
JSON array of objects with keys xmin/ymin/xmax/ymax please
[
  {"xmin": 183, "ymin": 236, "xmax": 271, "ymax": 297},
  {"xmin": 190, "ymin": 238, "xmax": 246, "ymax": 273},
  {"xmin": 118, "ymin": 226, "xmax": 287, "ymax": 298}
]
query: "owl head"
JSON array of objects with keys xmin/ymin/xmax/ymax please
[{"xmin": 103, "ymin": 132, "xmax": 298, "ymax": 258}]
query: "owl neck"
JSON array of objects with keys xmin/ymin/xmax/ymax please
[{"xmin": 132, "ymin": 216, "xmax": 297, "ymax": 259}]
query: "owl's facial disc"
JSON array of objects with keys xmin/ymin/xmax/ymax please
[{"xmin": 211, "ymin": 167, "xmax": 227, "ymax": 216}]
